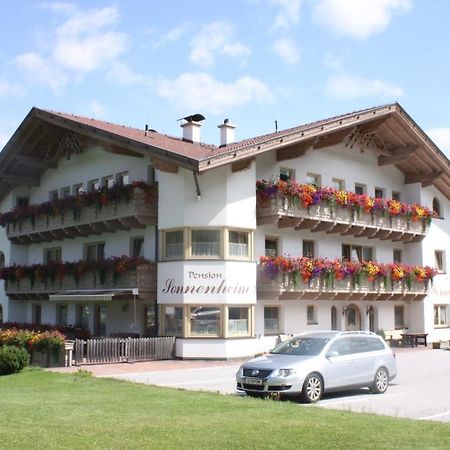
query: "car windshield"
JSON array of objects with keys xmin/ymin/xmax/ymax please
[{"xmin": 270, "ymin": 337, "xmax": 330, "ymax": 356}]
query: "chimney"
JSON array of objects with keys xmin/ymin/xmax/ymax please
[
  {"xmin": 218, "ymin": 118, "xmax": 236, "ymax": 147},
  {"xmin": 180, "ymin": 114, "xmax": 205, "ymax": 143}
]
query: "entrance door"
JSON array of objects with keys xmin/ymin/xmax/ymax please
[
  {"xmin": 344, "ymin": 305, "xmax": 361, "ymax": 331},
  {"xmin": 94, "ymin": 305, "xmax": 107, "ymax": 336}
]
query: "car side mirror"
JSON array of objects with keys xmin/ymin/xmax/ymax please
[{"xmin": 326, "ymin": 350, "xmax": 339, "ymax": 358}]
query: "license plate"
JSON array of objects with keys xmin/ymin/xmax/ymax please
[{"xmin": 245, "ymin": 378, "xmax": 263, "ymax": 385}]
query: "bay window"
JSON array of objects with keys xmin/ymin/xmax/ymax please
[
  {"xmin": 189, "ymin": 306, "xmax": 221, "ymax": 336},
  {"xmin": 228, "ymin": 306, "xmax": 250, "ymax": 336},
  {"xmin": 163, "ymin": 306, "xmax": 184, "ymax": 335},
  {"xmin": 191, "ymin": 229, "xmax": 221, "ymax": 257},
  {"xmin": 228, "ymin": 230, "xmax": 250, "ymax": 259},
  {"xmin": 164, "ymin": 230, "xmax": 184, "ymax": 260}
]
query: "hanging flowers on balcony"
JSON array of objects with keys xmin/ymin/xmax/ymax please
[
  {"xmin": 260, "ymin": 255, "xmax": 437, "ymax": 289},
  {"xmin": 0, "ymin": 256, "xmax": 152, "ymax": 287},
  {"xmin": 256, "ymin": 179, "xmax": 436, "ymax": 224},
  {"xmin": 0, "ymin": 181, "xmax": 155, "ymax": 227}
]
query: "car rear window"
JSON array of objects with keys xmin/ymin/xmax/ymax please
[{"xmin": 270, "ymin": 337, "xmax": 330, "ymax": 356}]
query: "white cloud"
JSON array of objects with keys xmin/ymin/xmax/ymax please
[
  {"xmin": 153, "ymin": 23, "xmax": 192, "ymax": 48},
  {"xmin": 189, "ymin": 21, "xmax": 250, "ymax": 68},
  {"xmin": 15, "ymin": 52, "xmax": 68, "ymax": 90},
  {"xmin": 155, "ymin": 72, "xmax": 272, "ymax": 114},
  {"xmin": 312, "ymin": 0, "xmax": 412, "ymax": 39},
  {"xmin": 271, "ymin": 37, "xmax": 300, "ymax": 64},
  {"xmin": 38, "ymin": 2, "xmax": 77, "ymax": 14},
  {"xmin": 426, "ymin": 128, "xmax": 450, "ymax": 156},
  {"xmin": 325, "ymin": 73, "xmax": 404, "ymax": 101},
  {"xmin": 0, "ymin": 79, "xmax": 24, "ymax": 97},
  {"xmin": 88, "ymin": 101, "xmax": 106, "ymax": 117},
  {"xmin": 272, "ymin": 0, "xmax": 302, "ymax": 29},
  {"xmin": 108, "ymin": 62, "xmax": 146, "ymax": 86},
  {"xmin": 15, "ymin": 5, "xmax": 130, "ymax": 90}
]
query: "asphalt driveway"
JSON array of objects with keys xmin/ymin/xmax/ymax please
[{"xmin": 53, "ymin": 347, "xmax": 450, "ymax": 423}]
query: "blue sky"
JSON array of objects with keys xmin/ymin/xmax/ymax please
[{"xmin": 1, "ymin": 0, "xmax": 450, "ymax": 153}]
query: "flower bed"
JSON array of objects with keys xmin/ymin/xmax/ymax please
[
  {"xmin": 256, "ymin": 179, "xmax": 435, "ymax": 224},
  {"xmin": 260, "ymin": 255, "xmax": 436, "ymax": 290},
  {"xmin": 0, "ymin": 327, "xmax": 68, "ymax": 368},
  {"xmin": 0, "ymin": 181, "xmax": 155, "ymax": 227}
]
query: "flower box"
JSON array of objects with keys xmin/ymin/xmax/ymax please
[{"xmin": 31, "ymin": 348, "xmax": 65, "ymax": 368}]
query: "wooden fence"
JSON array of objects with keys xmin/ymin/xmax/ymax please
[{"xmin": 73, "ymin": 336, "xmax": 176, "ymax": 365}]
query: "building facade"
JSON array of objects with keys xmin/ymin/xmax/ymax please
[{"xmin": 0, "ymin": 103, "xmax": 449, "ymax": 358}]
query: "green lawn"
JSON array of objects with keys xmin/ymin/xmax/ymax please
[{"xmin": 0, "ymin": 369, "xmax": 448, "ymax": 450}]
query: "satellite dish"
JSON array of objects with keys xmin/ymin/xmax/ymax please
[{"xmin": 179, "ymin": 113, "xmax": 206, "ymax": 123}]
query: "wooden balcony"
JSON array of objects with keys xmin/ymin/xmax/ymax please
[
  {"xmin": 6, "ymin": 187, "xmax": 158, "ymax": 244},
  {"xmin": 257, "ymin": 194, "xmax": 429, "ymax": 243},
  {"xmin": 258, "ymin": 270, "xmax": 429, "ymax": 302},
  {"xmin": 5, "ymin": 264, "xmax": 156, "ymax": 300}
]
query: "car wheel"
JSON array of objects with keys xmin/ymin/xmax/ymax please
[
  {"xmin": 371, "ymin": 367, "xmax": 389, "ymax": 394},
  {"xmin": 302, "ymin": 373, "xmax": 323, "ymax": 403}
]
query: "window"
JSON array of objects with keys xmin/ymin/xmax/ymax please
[
  {"xmin": 435, "ymin": 250, "xmax": 445, "ymax": 272},
  {"xmin": 49, "ymin": 190, "xmax": 59, "ymax": 201},
  {"xmin": 280, "ymin": 168, "xmax": 294, "ymax": 182},
  {"xmin": 302, "ymin": 240, "xmax": 315, "ymax": 258},
  {"xmin": 306, "ymin": 173, "xmax": 321, "ymax": 186},
  {"xmin": 191, "ymin": 229, "xmax": 221, "ymax": 257},
  {"xmin": 264, "ymin": 306, "xmax": 280, "ymax": 334},
  {"xmin": 332, "ymin": 178, "xmax": 345, "ymax": 191},
  {"xmin": 16, "ymin": 197, "xmax": 29, "ymax": 207},
  {"xmin": 392, "ymin": 191, "xmax": 401, "ymax": 201},
  {"xmin": 102, "ymin": 175, "xmax": 115, "ymax": 188},
  {"xmin": 393, "ymin": 249, "xmax": 402, "ymax": 264},
  {"xmin": 228, "ymin": 307, "xmax": 250, "ymax": 335},
  {"xmin": 394, "ymin": 305, "xmax": 405, "ymax": 329},
  {"xmin": 354, "ymin": 183, "xmax": 366, "ymax": 195},
  {"xmin": 85, "ymin": 242, "xmax": 105, "ymax": 261},
  {"xmin": 0, "ymin": 252, "xmax": 4, "ymax": 269},
  {"xmin": 32, "ymin": 304, "xmax": 42, "ymax": 325},
  {"xmin": 265, "ymin": 236, "xmax": 278, "ymax": 257},
  {"xmin": 60, "ymin": 186, "xmax": 71, "ymax": 198},
  {"xmin": 143, "ymin": 305, "xmax": 156, "ymax": 336},
  {"xmin": 190, "ymin": 306, "xmax": 221, "ymax": 336},
  {"xmin": 307, "ymin": 305, "xmax": 317, "ymax": 324},
  {"xmin": 331, "ymin": 306, "xmax": 337, "ymax": 331},
  {"xmin": 56, "ymin": 304, "xmax": 68, "ymax": 326},
  {"xmin": 116, "ymin": 172, "xmax": 129, "ymax": 185},
  {"xmin": 163, "ymin": 306, "xmax": 183, "ymax": 335},
  {"xmin": 374, "ymin": 188, "xmax": 384, "ymax": 199},
  {"xmin": 131, "ymin": 237, "xmax": 144, "ymax": 258},
  {"xmin": 88, "ymin": 179, "xmax": 101, "ymax": 192},
  {"xmin": 433, "ymin": 197, "xmax": 441, "ymax": 217},
  {"xmin": 44, "ymin": 247, "xmax": 62, "ymax": 264},
  {"xmin": 434, "ymin": 305, "xmax": 448, "ymax": 327},
  {"xmin": 164, "ymin": 230, "xmax": 184, "ymax": 260},
  {"xmin": 73, "ymin": 183, "xmax": 84, "ymax": 195},
  {"xmin": 342, "ymin": 244, "xmax": 372, "ymax": 261},
  {"xmin": 228, "ymin": 230, "xmax": 250, "ymax": 258}
]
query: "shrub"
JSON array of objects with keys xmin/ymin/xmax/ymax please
[
  {"xmin": 0, "ymin": 345, "xmax": 29, "ymax": 375},
  {"xmin": 0, "ymin": 328, "xmax": 33, "ymax": 348},
  {"xmin": 28, "ymin": 330, "xmax": 66, "ymax": 354}
]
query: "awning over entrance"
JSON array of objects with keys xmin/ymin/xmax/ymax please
[{"xmin": 49, "ymin": 289, "xmax": 138, "ymax": 302}]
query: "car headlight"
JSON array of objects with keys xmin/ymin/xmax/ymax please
[
  {"xmin": 278, "ymin": 368, "xmax": 296, "ymax": 377},
  {"xmin": 236, "ymin": 366, "xmax": 244, "ymax": 377}
]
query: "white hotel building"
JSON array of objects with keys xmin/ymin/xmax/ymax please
[{"xmin": 0, "ymin": 103, "xmax": 449, "ymax": 358}]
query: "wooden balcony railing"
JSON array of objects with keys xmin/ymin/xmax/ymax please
[
  {"xmin": 5, "ymin": 264, "xmax": 156, "ymax": 300},
  {"xmin": 5, "ymin": 186, "xmax": 157, "ymax": 244},
  {"xmin": 257, "ymin": 194, "xmax": 429, "ymax": 243},
  {"xmin": 258, "ymin": 269, "xmax": 429, "ymax": 301}
]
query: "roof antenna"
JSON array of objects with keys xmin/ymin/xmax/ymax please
[
  {"xmin": 275, "ymin": 120, "xmax": 278, "ymax": 133},
  {"xmin": 144, "ymin": 124, "xmax": 149, "ymax": 137}
]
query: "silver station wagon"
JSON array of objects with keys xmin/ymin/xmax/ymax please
[{"xmin": 236, "ymin": 331, "xmax": 397, "ymax": 403}]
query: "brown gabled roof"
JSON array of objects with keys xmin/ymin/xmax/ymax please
[{"xmin": 2, "ymin": 102, "xmax": 450, "ymax": 201}]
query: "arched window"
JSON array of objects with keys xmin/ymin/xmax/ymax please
[
  {"xmin": 433, "ymin": 197, "xmax": 441, "ymax": 217},
  {"xmin": 0, "ymin": 252, "xmax": 4, "ymax": 269}
]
